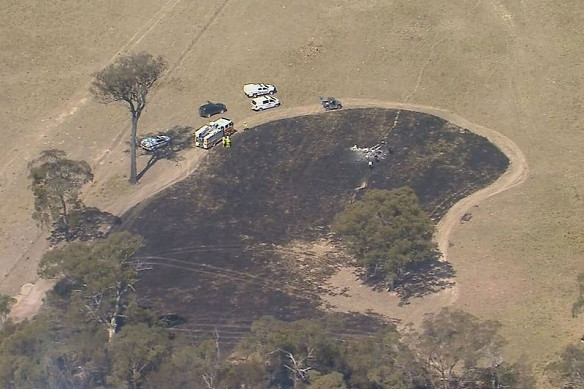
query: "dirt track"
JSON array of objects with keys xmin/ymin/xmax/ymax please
[
  {"xmin": 322, "ymin": 99, "xmax": 529, "ymax": 315},
  {"xmin": 115, "ymin": 106, "xmax": 508, "ymax": 338},
  {"xmin": 339, "ymin": 99, "xmax": 529, "ymax": 263},
  {"xmin": 6, "ymin": 99, "xmax": 526, "ymax": 332}
]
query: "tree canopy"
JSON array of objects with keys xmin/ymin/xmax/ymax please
[
  {"xmin": 108, "ymin": 324, "xmax": 171, "ymax": 389},
  {"xmin": 407, "ymin": 308, "xmax": 507, "ymax": 389},
  {"xmin": 91, "ymin": 51, "xmax": 167, "ymax": 184},
  {"xmin": 0, "ymin": 230, "xmax": 541, "ymax": 389},
  {"xmin": 332, "ymin": 187, "xmax": 438, "ymax": 287},
  {"xmin": 0, "ymin": 303, "xmax": 536, "ymax": 389},
  {"xmin": 39, "ymin": 232, "xmax": 144, "ymax": 341},
  {"xmin": 28, "ymin": 149, "xmax": 93, "ymax": 242}
]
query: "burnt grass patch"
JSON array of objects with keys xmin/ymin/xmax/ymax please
[{"xmin": 120, "ymin": 108, "xmax": 508, "ymax": 339}]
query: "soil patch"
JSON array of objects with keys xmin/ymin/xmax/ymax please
[{"xmin": 119, "ymin": 107, "xmax": 508, "ymax": 338}]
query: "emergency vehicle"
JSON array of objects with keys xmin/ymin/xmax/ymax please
[
  {"xmin": 251, "ymin": 96, "xmax": 280, "ymax": 111},
  {"xmin": 243, "ymin": 83, "xmax": 277, "ymax": 98},
  {"xmin": 194, "ymin": 118, "xmax": 235, "ymax": 149}
]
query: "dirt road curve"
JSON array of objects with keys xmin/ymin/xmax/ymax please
[
  {"xmin": 8, "ymin": 99, "xmax": 528, "ymax": 320},
  {"xmin": 340, "ymin": 98, "xmax": 529, "ymax": 261},
  {"xmin": 245, "ymin": 98, "xmax": 529, "ymax": 268}
]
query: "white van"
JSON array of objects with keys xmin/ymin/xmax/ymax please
[{"xmin": 251, "ymin": 96, "xmax": 281, "ymax": 111}]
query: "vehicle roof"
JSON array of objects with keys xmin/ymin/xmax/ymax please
[
  {"xmin": 195, "ymin": 124, "xmax": 213, "ymax": 136},
  {"xmin": 142, "ymin": 135, "xmax": 169, "ymax": 141},
  {"xmin": 244, "ymin": 83, "xmax": 272, "ymax": 89},
  {"xmin": 201, "ymin": 101, "xmax": 223, "ymax": 107},
  {"xmin": 141, "ymin": 136, "xmax": 168, "ymax": 147},
  {"xmin": 252, "ymin": 96, "xmax": 277, "ymax": 103},
  {"xmin": 203, "ymin": 127, "xmax": 224, "ymax": 140},
  {"xmin": 211, "ymin": 118, "xmax": 233, "ymax": 126}
]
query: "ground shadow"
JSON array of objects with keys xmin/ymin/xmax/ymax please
[
  {"xmin": 394, "ymin": 258, "xmax": 456, "ymax": 305},
  {"xmin": 357, "ymin": 252, "xmax": 456, "ymax": 305},
  {"xmin": 136, "ymin": 125, "xmax": 194, "ymax": 181},
  {"xmin": 49, "ymin": 206, "xmax": 121, "ymax": 244}
]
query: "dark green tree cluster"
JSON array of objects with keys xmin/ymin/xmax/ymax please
[
  {"xmin": 28, "ymin": 149, "xmax": 93, "ymax": 242},
  {"xmin": 332, "ymin": 187, "xmax": 438, "ymax": 288},
  {"xmin": 216, "ymin": 312, "xmax": 533, "ymax": 389},
  {"xmin": 39, "ymin": 232, "xmax": 144, "ymax": 342},
  {"xmin": 0, "ymin": 297, "xmax": 535, "ymax": 388}
]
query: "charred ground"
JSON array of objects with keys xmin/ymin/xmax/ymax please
[{"xmin": 119, "ymin": 108, "xmax": 508, "ymax": 340}]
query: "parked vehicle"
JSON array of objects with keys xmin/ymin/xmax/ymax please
[
  {"xmin": 199, "ymin": 101, "xmax": 227, "ymax": 118},
  {"xmin": 243, "ymin": 83, "xmax": 277, "ymax": 98},
  {"xmin": 194, "ymin": 118, "xmax": 235, "ymax": 149},
  {"xmin": 251, "ymin": 96, "xmax": 281, "ymax": 111},
  {"xmin": 140, "ymin": 135, "xmax": 171, "ymax": 152},
  {"xmin": 319, "ymin": 96, "xmax": 342, "ymax": 111}
]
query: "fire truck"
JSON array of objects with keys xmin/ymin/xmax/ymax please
[{"xmin": 194, "ymin": 118, "xmax": 235, "ymax": 149}]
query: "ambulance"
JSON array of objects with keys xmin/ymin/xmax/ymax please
[{"xmin": 194, "ymin": 118, "xmax": 235, "ymax": 149}]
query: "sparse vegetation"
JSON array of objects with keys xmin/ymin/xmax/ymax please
[
  {"xmin": 0, "ymin": 295, "xmax": 15, "ymax": 328},
  {"xmin": 543, "ymin": 274, "xmax": 584, "ymax": 388},
  {"xmin": 547, "ymin": 344, "xmax": 584, "ymax": 389},
  {"xmin": 572, "ymin": 273, "xmax": 584, "ymax": 318}
]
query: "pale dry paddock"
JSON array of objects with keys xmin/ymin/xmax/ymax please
[{"xmin": 1, "ymin": 0, "xmax": 583, "ymax": 384}]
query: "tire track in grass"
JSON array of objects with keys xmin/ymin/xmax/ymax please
[
  {"xmin": 0, "ymin": 0, "xmax": 185, "ymax": 178},
  {"xmin": 10, "ymin": 100, "xmax": 528, "ymax": 320}
]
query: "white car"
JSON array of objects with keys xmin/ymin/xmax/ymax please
[
  {"xmin": 243, "ymin": 83, "xmax": 277, "ymax": 98},
  {"xmin": 251, "ymin": 96, "xmax": 281, "ymax": 111},
  {"xmin": 140, "ymin": 135, "xmax": 171, "ymax": 152}
]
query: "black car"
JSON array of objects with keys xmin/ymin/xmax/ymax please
[{"xmin": 199, "ymin": 101, "xmax": 227, "ymax": 118}]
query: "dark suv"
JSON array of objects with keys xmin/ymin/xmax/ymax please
[{"xmin": 199, "ymin": 101, "xmax": 227, "ymax": 118}]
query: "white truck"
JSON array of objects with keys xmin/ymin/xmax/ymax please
[
  {"xmin": 243, "ymin": 83, "xmax": 277, "ymax": 98},
  {"xmin": 194, "ymin": 118, "xmax": 235, "ymax": 149}
]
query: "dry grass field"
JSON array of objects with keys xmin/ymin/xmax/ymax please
[{"xmin": 1, "ymin": 0, "xmax": 583, "ymax": 385}]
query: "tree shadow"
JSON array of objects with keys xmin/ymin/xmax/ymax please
[
  {"xmin": 136, "ymin": 125, "xmax": 194, "ymax": 181},
  {"xmin": 49, "ymin": 206, "xmax": 122, "ymax": 244},
  {"xmin": 357, "ymin": 256, "xmax": 456, "ymax": 306},
  {"xmin": 393, "ymin": 258, "xmax": 456, "ymax": 305}
]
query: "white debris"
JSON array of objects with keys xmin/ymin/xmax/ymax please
[{"xmin": 350, "ymin": 143, "xmax": 388, "ymax": 163}]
